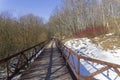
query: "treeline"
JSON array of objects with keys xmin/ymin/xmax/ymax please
[
  {"xmin": 0, "ymin": 13, "xmax": 49, "ymax": 58},
  {"xmin": 48, "ymin": 0, "xmax": 120, "ymax": 39}
]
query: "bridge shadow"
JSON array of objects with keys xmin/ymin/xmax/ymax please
[{"xmin": 20, "ymin": 47, "xmax": 73, "ymax": 80}]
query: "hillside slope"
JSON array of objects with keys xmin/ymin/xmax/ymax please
[{"xmin": 64, "ymin": 33, "xmax": 120, "ymax": 80}]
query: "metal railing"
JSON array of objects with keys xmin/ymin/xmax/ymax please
[
  {"xmin": 0, "ymin": 40, "xmax": 49, "ymax": 80},
  {"xmin": 56, "ymin": 40, "xmax": 120, "ymax": 80}
]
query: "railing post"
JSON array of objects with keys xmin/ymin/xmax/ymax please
[
  {"xmin": 6, "ymin": 61, "xmax": 9, "ymax": 80},
  {"xmin": 34, "ymin": 47, "xmax": 37, "ymax": 54},
  {"xmin": 6, "ymin": 53, "xmax": 10, "ymax": 80}
]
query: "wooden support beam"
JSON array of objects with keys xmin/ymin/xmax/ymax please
[{"xmin": 88, "ymin": 66, "xmax": 111, "ymax": 77}]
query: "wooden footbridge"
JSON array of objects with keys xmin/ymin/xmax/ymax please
[
  {"xmin": 20, "ymin": 40, "xmax": 72, "ymax": 80},
  {"xmin": 0, "ymin": 39, "xmax": 120, "ymax": 80}
]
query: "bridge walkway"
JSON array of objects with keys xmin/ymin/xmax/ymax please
[{"xmin": 20, "ymin": 40, "xmax": 73, "ymax": 80}]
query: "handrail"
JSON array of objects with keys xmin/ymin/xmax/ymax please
[
  {"xmin": 0, "ymin": 40, "xmax": 49, "ymax": 80},
  {"xmin": 56, "ymin": 40, "xmax": 120, "ymax": 80},
  {"xmin": 0, "ymin": 41, "xmax": 45, "ymax": 63}
]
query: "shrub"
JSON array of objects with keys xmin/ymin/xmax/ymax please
[{"xmin": 75, "ymin": 25, "xmax": 108, "ymax": 38}]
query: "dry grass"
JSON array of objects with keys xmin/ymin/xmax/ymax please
[
  {"xmin": 61, "ymin": 37, "xmax": 75, "ymax": 44},
  {"xmin": 91, "ymin": 33, "xmax": 120, "ymax": 50}
]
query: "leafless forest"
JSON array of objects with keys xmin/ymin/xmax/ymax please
[{"xmin": 0, "ymin": 0, "xmax": 120, "ymax": 58}]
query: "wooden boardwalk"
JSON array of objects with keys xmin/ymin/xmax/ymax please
[{"xmin": 20, "ymin": 41, "xmax": 73, "ymax": 80}]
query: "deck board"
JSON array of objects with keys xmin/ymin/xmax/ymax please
[{"xmin": 20, "ymin": 41, "xmax": 73, "ymax": 80}]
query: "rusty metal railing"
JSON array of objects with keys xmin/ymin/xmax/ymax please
[
  {"xmin": 56, "ymin": 40, "xmax": 120, "ymax": 80},
  {"xmin": 0, "ymin": 40, "xmax": 49, "ymax": 80}
]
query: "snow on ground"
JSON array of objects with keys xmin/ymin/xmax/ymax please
[
  {"xmin": 64, "ymin": 38, "xmax": 120, "ymax": 80},
  {"xmin": 105, "ymin": 33, "xmax": 114, "ymax": 36},
  {"xmin": 65, "ymin": 38, "xmax": 120, "ymax": 65}
]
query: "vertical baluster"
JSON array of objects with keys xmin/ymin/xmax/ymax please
[
  {"xmin": 6, "ymin": 61, "xmax": 9, "ymax": 80},
  {"xmin": 6, "ymin": 54, "xmax": 10, "ymax": 80},
  {"xmin": 35, "ymin": 47, "xmax": 37, "ymax": 54}
]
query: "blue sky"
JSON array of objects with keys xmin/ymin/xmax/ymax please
[{"xmin": 0, "ymin": 0, "xmax": 62, "ymax": 21}]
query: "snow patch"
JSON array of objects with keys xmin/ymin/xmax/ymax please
[
  {"xmin": 64, "ymin": 38, "xmax": 120, "ymax": 80},
  {"xmin": 105, "ymin": 33, "xmax": 114, "ymax": 36}
]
